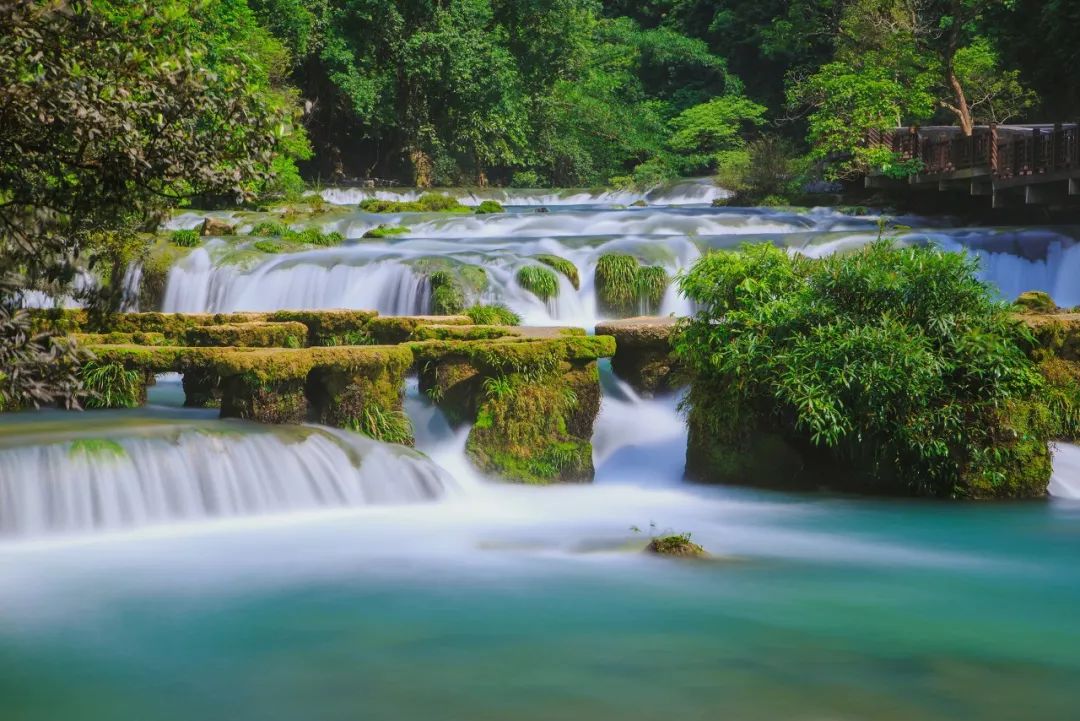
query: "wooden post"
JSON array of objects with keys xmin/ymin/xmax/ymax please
[{"xmin": 989, "ymin": 123, "xmax": 999, "ymax": 176}]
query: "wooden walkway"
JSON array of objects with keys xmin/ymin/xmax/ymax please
[{"xmin": 866, "ymin": 124, "xmax": 1080, "ymax": 207}]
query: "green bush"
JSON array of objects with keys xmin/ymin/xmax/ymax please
[
  {"xmin": 516, "ymin": 265, "xmax": 559, "ymax": 301},
  {"xmin": 362, "ymin": 224, "xmax": 411, "ymax": 239},
  {"xmin": 475, "ymin": 200, "xmax": 504, "ymax": 214},
  {"xmin": 170, "ymin": 229, "xmax": 200, "ymax": 247},
  {"xmin": 675, "ymin": 241, "xmax": 1057, "ymax": 499},
  {"xmin": 510, "ymin": 171, "xmax": 543, "ymax": 188},
  {"xmin": 466, "ymin": 304, "xmax": 522, "ymax": 326},
  {"xmin": 534, "ymin": 254, "xmax": 580, "ymax": 290}
]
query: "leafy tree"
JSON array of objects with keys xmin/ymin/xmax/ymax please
[
  {"xmin": 675, "ymin": 240, "xmax": 1057, "ymax": 498},
  {"xmin": 666, "ymin": 95, "xmax": 766, "ymax": 174},
  {"xmin": 0, "ymin": 0, "xmax": 295, "ymax": 408}
]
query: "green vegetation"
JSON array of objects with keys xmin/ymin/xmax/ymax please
[
  {"xmin": 475, "ymin": 200, "xmax": 504, "ymax": 214},
  {"xmin": 1015, "ymin": 291, "xmax": 1058, "ymax": 314},
  {"xmin": 360, "ymin": 194, "xmax": 469, "ymax": 213},
  {"xmin": 515, "ymin": 266, "xmax": 560, "ymax": 302},
  {"xmin": 466, "ymin": 304, "xmax": 521, "ymax": 326},
  {"xmin": 676, "ymin": 241, "xmax": 1062, "ymax": 499},
  {"xmin": 254, "ymin": 239, "xmax": 286, "ymax": 254},
  {"xmin": 79, "ymin": 361, "xmax": 143, "ymax": 409},
  {"xmin": 347, "ymin": 404, "xmax": 414, "ymax": 446},
  {"xmin": 534, "ymin": 255, "xmax": 580, "ymax": 290},
  {"xmin": 248, "ymin": 221, "xmax": 342, "ymax": 246},
  {"xmin": 645, "ymin": 533, "xmax": 706, "ymax": 558},
  {"xmin": 170, "ymin": 230, "xmax": 201, "ymax": 248},
  {"xmin": 362, "ymin": 224, "xmax": 411, "ymax": 239},
  {"xmin": 595, "ymin": 254, "xmax": 669, "ymax": 315},
  {"xmin": 69, "ymin": 438, "xmax": 127, "ymax": 460},
  {"xmin": 429, "ymin": 271, "xmax": 466, "ymax": 316}
]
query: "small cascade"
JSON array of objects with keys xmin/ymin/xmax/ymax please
[
  {"xmin": 0, "ymin": 417, "xmax": 455, "ymax": 538},
  {"xmin": 1050, "ymin": 443, "xmax": 1080, "ymax": 499}
]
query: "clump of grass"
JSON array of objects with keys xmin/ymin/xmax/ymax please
[
  {"xmin": 363, "ymin": 224, "xmax": 411, "ymax": 239},
  {"xmin": 347, "ymin": 405, "xmax": 414, "ymax": 446},
  {"xmin": 636, "ymin": 265, "xmax": 669, "ymax": 312},
  {"xmin": 429, "ymin": 271, "xmax": 465, "ymax": 315},
  {"xmin": 516, "ymin": 265, "xmax": 559, "ymax": 301},
  {"xmin": 170, "ymin": 229, "xmax": 200, "ymax": 247},
  {"xmin": 595, "ymin": 253, "xmax": 640, "ymax": 315},
  {"xmin": 646, "ymin": 533, "xmax": 706, "ymax": 558},
  {"xmin": 249, "ymin": 220, "xmax": 291, "ymax": 237},
  {"xmin": 475, "ymin": 200, "xmax": 504, "ymax": 214},
  {"xmin": 534, "ymin": 254, "xmax": 580, "ymax": 290},
  {"xmin": 360, "ymin": 193, "xmax": 469, "ymax": 213},
  {"xmin": 79, "ymin": 361, "xmax": 142, "ymax": 409},
  {"xmin": 295, "ymin": 227, "xmax": 344, "ymax": 246},
  {"xmin": 466, "ymin": 303, "xmax": 521, "ymax": 325},
  {"xmin": 322, "ymin": 329, "xmax": 374, "ymax": 346}
]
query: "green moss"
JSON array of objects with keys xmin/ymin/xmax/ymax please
[
  {"xmin": 69, "ymin": 438, "xmax": 127, "ymax": 459},
  {"xmin": 362, "ymin": 224, "xmax": 411, "ymax": 239},
  {"xmin": 249, "ymin": 220, "xmax": 291, "ymax": 237},
  {"xmin": 359, "ymin": 193, "xmax": 470, "ymax": 213},
  {"xmin": 1016, "ymin": 290, "xmax": 1058, "ymax": 313},
  {"xmin": 253, "ymin": 239, "xmax": 286, "ymax": 254},
  {"xmin": 475, "ymin": 200, "xmax": 504, "ymax": 214},
  {"xmin": 183, "ymin": 322, "xmax": 308, "ymax": 348},
  {"xmin": 248, "ymin": 221, "xmax": 343, "ymax": 247},
  {"xmin": 465, "ymin": 304, "xmax": 521, "ymax": 325},
  {"xmin": 170, "ymin": 229, "xmax": 200, "ymax": 247},
  {"xmin": 430, "ymin": 271, "xmax": 466, "ymax": 315},
  {"xmin": 73, "ymin": 331, "xmax": 168, "ymax": 346},
  {"xmin": 595, "ymin": 254, "xmax": 640, "ymax": 315},
  {"xmin": 533, "ymin": 254, "xmax": 580, "ymax": 290},
  {"xmin": 516, "ymin": 265, "xmax": 559, "ymax": 301},
  {"xmin": 266, "ymin": 310, "xmax": 378, "ymax": 346}
]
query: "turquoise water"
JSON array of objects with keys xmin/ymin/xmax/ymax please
[{"xmin": 2, "ymin": 397, "xmax": 1079, "ymax": 720}]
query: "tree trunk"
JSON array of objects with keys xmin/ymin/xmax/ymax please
[
  {"xmin": 410, "ymin": 147, "xmax": 432, "ymax": 188},
  {"xmin": 948, "ymin": 68, "xmax": 974, "ymax": 136}
]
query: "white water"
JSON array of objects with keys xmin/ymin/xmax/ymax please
[
  {"xmin": 0, "ymin": 418, "xmax": 454, "ymax": 538},
  {"xmin": 1050, "ymin": 443, "xmax": 1080, "ymax": 499}
]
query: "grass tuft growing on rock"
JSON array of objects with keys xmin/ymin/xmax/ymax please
[
  {"xmin": 170, "ymin": 229, "xmax": 200, "ymax": 247},
  {"xmin": 360, "ymin": 193, "xmax": 469, "ymax": 213},
  {"xmin": 429, "ymin": 271, "xmax": 466, "ymax": 315},
  {"xmin": 636, "ymin": 265, "xmax": 669, "ymax": 311},
  {"xmin": 466, "ymin": 304, "xmax": 521, "ymax": 325},
  {"xmin": 362, "ymin": 224, "xmax": 411, "ymax": 239},
  {"xmin": 79, "ymin": 361, "xmax": 143, "ymax": 408},
  {"xmin": 646, "ymin": 533, "xmax": 706, "ymax": 558},
  {"xmin": 516, "ymin": 265, "xmax": 559, "ymax": 301},
  {"xmin": 534, "ymin": 254, "xmax": 580, "ymax": 290},
  {"xmin": 475, "ymin": 200, "xmax": 504, "ymax": 214},
  {"xmin": 595, "ymin": 254, "xmax": 640, "ymax": 315},
  {"xmin": 347, "ymin": 404, "xmax": 414, "ymax": 446}
]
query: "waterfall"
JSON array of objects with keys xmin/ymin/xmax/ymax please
[
  {"xmin": 1050, "ymin": 443, "xmax": 1080, "ymax": 499},
  {"xmin": 0, "ymin": 418, "xmax": 455, "ymax": 538}
]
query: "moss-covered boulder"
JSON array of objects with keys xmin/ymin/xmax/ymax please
[
  {"xmin": 1015, "ymin": 290, "xmax": 1058, "ymax": 314},
  {"xmin": 1020, "ymin": 312, "xmax": 1080, "ymax": 361},
  {"xmin": 359, "ymin": 193, "xmax": 469, "ymax": 213},
  {"xmin": 184, "ymin": 322, "xmax": 307, "ymax": 348},
  {"xmin": 645, "ymin": 534, "xmax": 705, "ymax": 558},
  {"xmin": 515, "ymin": 265, "xmax": 559, "ymax": 302},
  {"xmin": 366, "ymin": 315, "xmax": 471, "ymax": 344},
  {"xmin": 594, "ymin": 254, "xmax": 669, "ymax": 316},
  {"xmin": 595, "ymin": 316, "xmax": 681, "ymax": 395},
  {"xmin": 475, "ymin": 200, "xmax": 504, "ymax": 214},
  {"xmin": 362, "ymin": 224, "xmax": 410, "ymax": 239},
  {"xmin": 267, "ymin": 310, "xmax": 377, "ymax": 346},
  {"xmin": 534, "ymin": 254, "xmax": 580, "ymax": 290}
]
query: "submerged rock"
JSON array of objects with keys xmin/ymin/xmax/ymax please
[{"xmin": 645, "ymin": 534, "xmax": 706, "ymax": 558}]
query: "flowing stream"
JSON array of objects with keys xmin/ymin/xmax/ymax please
[{"xmin": 3, "ymin": 188, "xmax": 1080, "ymax": 720}]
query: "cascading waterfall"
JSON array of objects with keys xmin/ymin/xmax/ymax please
[
  {"xmin": 0, "ymin": 415, "xmax": 455, "ymax": 538},
  {"xmin": 1050, "ymin": 443, "xmax": 1080, "ymax": 499}
]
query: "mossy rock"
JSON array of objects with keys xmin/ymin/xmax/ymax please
[
  {"xmin": 515, "ymin": 265, "xmax": 559, "ymax": 302},
  {"xmin": 73, "ymin": 331, "xmax": 168, "ymax": 347},
  {"xmin": 267, "ymin": 310, "xmax": 377, "ymax": 347},
  {"xmin": 465, "ymin": 304, "xmax": 521, "ymax": 325},
  {"xmin": 183, "ymin": 322, "xmax": 308, "ymax": 348},
  {"xmin": 366, "ymin": 315, "xmax": 471, "ymax": 344},
  {"xmin": 359, "ymin": 193, "xmax": 470, "ymax": 214},
  {"xmin": 306, "ymin": 346, "xmax": 414, "ymax": 442},
  {"xmin": 1015, "ymin": 290, "xmax": 1058, "ymax": 314},
  {"xmin": 475, "ymin": 200, "xmax": 504, "ymax": 214},
  {"xmin": 596, "ymin": 317, "xmax": 682, "ymax": 395},
  {"xmin": 645, "ymin": 535, "xmax": 705, "ymax": 558},
  {"xmin": 362, "ymin": 224, "xmax": 411, "ymax": 239},
  {"xmin": 595, "ymin": 254, "xmax": 640, "ymax": 316},
  {"xmin": 533, "ymin": 254, "xmax": 580, "ymax": 290},
  {"xmin": 1020, "ymin": 313, "xmax": 1080, "ymax": 361},
  {"xmin": 200, "ymin": 218, "xmax": 236, "ymax": 236}
]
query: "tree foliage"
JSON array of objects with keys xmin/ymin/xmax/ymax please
[{"xmin": 675, "ymin": 241, "xmax": 1056, "ymax": 498}]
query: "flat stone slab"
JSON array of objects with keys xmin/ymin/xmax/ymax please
[{"xmin": 595, "ymin": 316, "xmax": 679, "ymax": 347}]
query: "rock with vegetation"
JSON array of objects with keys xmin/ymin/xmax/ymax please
[
  {"xmin": 466, "ymin": 304, "xmax": 521, "ymax": 326},
  {"xmin": 1015, "ymin": 291, "xmax": 1058, "ymax": 314},
  {"xmin": 474, "ymin": 200, "xmax": 504, "ymax": 214},
  {"xmin": 359, "ymin": 193, "xmax": 469, "ymax": 214},
  {"xmin": 183, "ymin": 322, "xmax": 307, "ymax": 348},
  {"xmin": 594, "ymin": 254, "xmax": 670, "ymax": 316},
  {"xmin": 78, "ymin": 360, "xmax": 147, "ymax": 409},
  {"xmin": 200, "ymin": 218, "xmax": 236, "ymax": 237},
  {"xmin": 676, "ymin": 241, "xmax": 1065, "ymax": 499},
  {"xmin": 515, "ymin": 265, "xmax": 560, "ymax": 302},
  {"xmin": 266, "ymin": 310, "xmax": 377, "ymax": 346},
  {"xmin": 645, "ymin": 533, "xmax": 706, "ymax": 558},
  {"xmin": 533, "ymin": 254, "xmax": 580, "ymax": 290},
  {"xmin": 170, "ymin": 229, "xmax": 201, "ymax": 248},
  {"xmin": 362, "ymin": 224, "xmax": 411, "ymax": 239},
  {"xmin": 595, "ymin": 316, "xmax": 681, "ymax": 395}
]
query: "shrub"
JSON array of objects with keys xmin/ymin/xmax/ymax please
[
  {"xmin": 636, "ymin": 265, "xmax": 669, "ymax": 312},
  {"xmin": 516, "ymin": 265, "xmax": 559, "ymax": 302},
  {"xmin": 475, "ymin": 200, "xmax": 504, "ymax": 214},
  {"xmin": 466, "ymin": 304, "xmax": 521, "ymax": 326},
  {"xmin": 79, "ymin": 361, "xmax": 142, "ymax": 408},
  {"xmin": 594, "ymin": 254, "xmax": 640, "ymax": 315},
  {"xmin": 534, "ymin": 254, "xmax": 580, "ymax": 290},
  {"xmin": 362, "ymin": 224, "xmax": 411, "ymax": 239},
  {"xmin": 170, "ymin": 229, "xmax": 200, "ymax": 247},
  {"xmin": 675, "ymin": 241, "xmax": 1057, "ymax": 498},
  {"xmin": 510, "ymin": 170, "xmax": 543, "ymax": 188}
]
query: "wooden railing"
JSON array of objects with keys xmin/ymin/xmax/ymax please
[{"xmin": 868, "ymin": 124, "xmax": 1080, "ymax": 180}]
